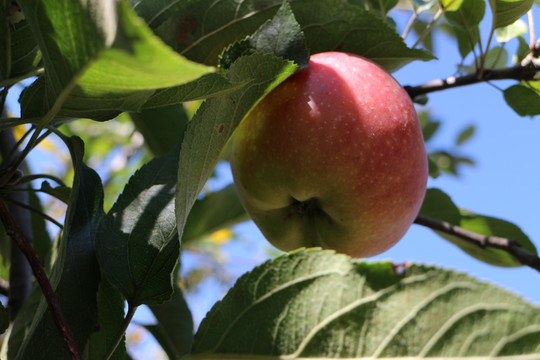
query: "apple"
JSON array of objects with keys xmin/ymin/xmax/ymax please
[{"xmin": 230, "ymin": 51, "xmax": 428, "ymax": 258}]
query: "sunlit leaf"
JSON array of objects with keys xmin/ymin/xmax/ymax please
[
  {"xmin": 175, "ymin": 53, "xmax": 297, "ymax": 240},
  {"xmin": 420, "ymin": 188, "xmax": 461, "ymax": 225},
  {"xmin": 440, "ymin": 0, "xmax": 465, "ymax": 11},
  {"xmin": 96, "ymin": 148, "xmax": 180, "ymax": 306},
  {"xmin": 420, "ymin": 188, "xmax": 538, "ymax": 267},
  {"xmin": 19, "ymin": 0, "xmax": 213, "ymax": 121},
  {"xmin": 489, "ymin": 0, "xmax": 534, "ymax": 29},
  {"xmin": 193, "ymin": 250, "xmax": 540, "ymax": 358},
  {"xmin": 496, "ymin": 19, "xmax": 528, "ymax": 42}
]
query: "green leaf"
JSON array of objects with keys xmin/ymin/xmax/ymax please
[
  {"xmin": 440, "ymin": 0, "xmax": 465, "ymax": 11},
  {"xmin": 193, "ymin": 249, "xmax": 540, "ymax": 358},
  {"xmin": 84, "ymin": 274, "xmax": 127, "ymax": 360},
  {"xmin": 293, "ymin": 0, "xmax": 434, "ymax": 71},
  {"xmin": 1, "ymin": 3, "xmax": 41, "ymax": 80},
  {"xmin": 489, "ymin": 0, "xmax": 534, "ymax": 30},
  {"xmin": 420, "ymin": 188, "xmax": 461, "ymax": 225},
  {"xmin": 27, "ymin": 189, "xmax": 51, "ymax": 259},
  {"xmin": 157, "ymin": 0, "xmax": 433, "ymax": 71},
  {"xmin": 147, "ymin": 284, "xmax": 194, "ymax": 360},
  {"xmin": 141, "ymin": 73, "xmax": 250, "ymax": 110},
  {"xmin": 175, "ymin": 52, "xmax": 297, "ymax": 241},
  {"xmin": 450, "ymin": 210, "xmax": 537, "ymax": 267},
  {"xmin": 38, "ymin": 181, "xmax": 71, "ymax": 204},
  {"xmin": 454, "ymin": 26, "xmax": 481, "ymax": 58},
  {"xmin": 444, "ymin": 0, "xmax": 485, "ymax": 58},
  {"xmin": 374, "ymin": 0, "xmax": 400, "ymax": 16},
  {"xmin": 96, "ymin": 147, "xmax": 181, "ymax": 306},
  {"xmin": 445, "ymin": 0, "xmax": 486, "ymax": 29},
  {"xmin": 503, "ymin": 83, "xmax": 540, "ymax": 117},
  {"xmin": 18, "ymin": 0, "xmax": 110, "ymax": 92},
  {"xmin": 456, "ymin": 124, "xmax": 475, "ymax": 145},
  {"xmin": 130, "ymin": 104, "xmax": 190, "ymax": 157},
  {"xmin": 428, "ymin": 151, "xmax": 475, "ymax": 175},
  {"xmin": 219, "ymin": 0, "xmax": 309, "ymax": 70},
  {"xmin": 183, "ymin": 184, "xmax": 249, "ymax": 244},
  {"xmin": 420, "ymin": 188, "xmax": 538, "ymax": 267},
  {"xmin": 514, "ymin": 35, "xmax": 531, "ymax": 64},
  {"xmin": 10, "ymin": 136, "xmax": 104, "ymax": 359},
  {"xmin": 496, "ymin": 19, "xmax": 528, "ymax": 43},
  {"xmin": 19, "ymin": 0, "xmax": 213, "ymax": 121},
  {"xmin": 484, "ymin": 46, "xmax": 509, "ymax": 68},
  {"xmin": 4, "ymin": 284, "xmax": 42, "ymax": 358},
  {"xmin": 418, "ymin": 112, "xmax": 441, "ymax": 142}
]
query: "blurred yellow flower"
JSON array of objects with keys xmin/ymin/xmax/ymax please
[
  {"xmin": 208, "ymin": 229, "xmax": 233, "ymax": 244},
  {"xmin": 13, "ymin": 125, "xmax": 56, "ymax": 151}
]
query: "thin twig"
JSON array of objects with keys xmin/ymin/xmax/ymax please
[
  {"xmin": 0, "ymin": 201, "xmax": 81, "ymax": 360},
  {"xmin": 1, "ymin": 195, "xmax": 63, "ymax": 229},
  {"xmin": 402, "ymin": 9, "xmax": 419, "ymax": 40},
  {"xmin": 412, "ymin": 7, "xmax": 444, "ymax": 49},
  {"xmin": 404, "ymin": 62, "xmax": 540, "ymax": 99},
  {"xmin": 414, "ymin": 214, "xmax": 540, "ymax": 273}
]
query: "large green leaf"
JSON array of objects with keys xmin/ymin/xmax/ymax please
[
  {"xmin": 192, "ymin": 249, "xmax": 540, "ymax": 358},
  {"xmin": 96, "ymin": 148, "xmax": 180, "ymax": 306},
  {"xmin": 9, "ymin": 136, "xmax": 104, "ymax": 359},
  {"xmin": 420, "ymin": 188, "xmax": 537, "ymax": 267},
  {"xmin": 19, "ymin": 0, "xmax": 213, "ymax": 121},
  {"xmin": 147, "ymin": 284, "xmax": 194, "ymax": 360},
  {"xmin": 175, "ymin": 52, "xmax": 297, "ymax": 240},
  {"xmin": 155, "ymin": 0, "xmax": 433, "ymax": 71}
]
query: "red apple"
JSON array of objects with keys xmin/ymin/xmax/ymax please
[{"xmin": 230, "ymin": 51, "xmax": 427, "ymax": 258}]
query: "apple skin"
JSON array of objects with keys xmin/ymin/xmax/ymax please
[{"xmin": 230, "ymin": 51, "xmax": 428, "ymax": 258}]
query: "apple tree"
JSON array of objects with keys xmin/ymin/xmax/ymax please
[{"xmin": 0, "ymin": 0, "xmax": 540, "ymax": 359}]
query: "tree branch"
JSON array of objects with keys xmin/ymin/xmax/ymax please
[
  {"xmin": 0, "ymin": 123, "xmax": 33, "ymax": 319},
  {"xmin": 404, "ymin": 62, "xmax": 539, "ymax": 99},
  {"xmin": 0, "ymin": 200, "xmax": 81, "ymax": 360},
  {"xmin": 414, "ymin": 214, "xmax": 540, "ymax": 273}
]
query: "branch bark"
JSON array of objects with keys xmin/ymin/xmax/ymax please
[
  {"xmin": 0, "ymin": 200, "xmax": 81, "ymax": 360},
  {"xmin": 414, "ymin": 214, "xmax": 540, "ymax": 273},
  {"xmin": 404, "ymin": 62, "xmax": 539, "ymax": 99},
  {"xmin": 0, "ymin": 124, "xmax": 32, "ymax": 319}
]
